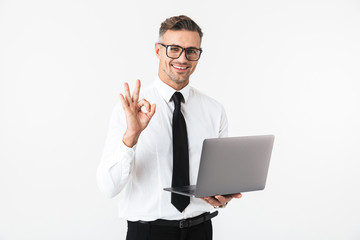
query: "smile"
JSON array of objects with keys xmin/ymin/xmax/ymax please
[{"xmin": 172, "ymin": 64, "xmax": 189, "ymax": 71}]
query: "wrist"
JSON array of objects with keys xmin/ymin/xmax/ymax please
[{"xmin": 123, "ymin": 130, "xmax": 140, "ymax": 148}]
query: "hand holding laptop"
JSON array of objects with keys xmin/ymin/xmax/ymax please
[
  {"xmin": 164, "ymin": 135, "xmax": 275, "ymax": 201},
  {"xmin": 202, "ymin": 193, "xmax": 242, "ymax": 208}
]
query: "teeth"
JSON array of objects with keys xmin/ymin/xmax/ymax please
[{"xmin": 173, "ymin": 65, "xmax": 187, "ymax": 70}]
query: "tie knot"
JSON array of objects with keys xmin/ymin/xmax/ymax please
[{"xmin": 172, "ymin": 92, "xmax": 183, "ymax": 107}]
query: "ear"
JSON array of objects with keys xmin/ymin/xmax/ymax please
[{"xmin": 155, "ymin": 42, "xmax": 161, "ymax": 59}]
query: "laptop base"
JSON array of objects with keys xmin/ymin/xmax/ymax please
[{"xmin": 163, "ymin": 185, "xmax": 197, "ymax": 197}]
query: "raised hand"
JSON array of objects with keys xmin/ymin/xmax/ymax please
[{"xmin": 119, "ymin": 80, "xmax": 156, "ymax": 147}]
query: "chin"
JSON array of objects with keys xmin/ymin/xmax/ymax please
[
  {"xmin": 171, "ymin": 77, "xmax": 188, "ymax": 84},
  {"xmin": 170, "ymin": 73, "xmax": 190, "ymax": 83}
]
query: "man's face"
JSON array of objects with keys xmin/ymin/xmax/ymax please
[{"xmin": 155, "ymin": 30, "xmax": 201, "ymax": 90}]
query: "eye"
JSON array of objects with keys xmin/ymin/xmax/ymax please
[
  {"xmin": 186, "ymin": 49, "xmax": 198, "ymax": 55},
  {"xmin": 169, "ymin": 46, "xmax": 181, "ymax": 52}
]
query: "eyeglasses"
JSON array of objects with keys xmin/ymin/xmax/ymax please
[{"xmin": 158, "ymin": 43, "xmax": 202, "ymax": 61}]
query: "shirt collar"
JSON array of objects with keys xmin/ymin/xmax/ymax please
[{"xmin": 155, "ymin": 76, "xmax": 190, "ymax": 103}]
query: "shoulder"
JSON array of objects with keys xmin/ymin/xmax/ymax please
[{"xmin": 189, "ymin": 86, "xmax": 225, "ymax": 113}]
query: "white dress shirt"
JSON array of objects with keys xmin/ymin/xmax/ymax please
[{"xmin": 97, "ymin": 77, "xmax": 228, "ymax": 221}]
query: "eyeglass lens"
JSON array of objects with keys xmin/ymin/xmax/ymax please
[{"xmin": 166, "ymin": 45, "xmax": 201, "ymax": 61}]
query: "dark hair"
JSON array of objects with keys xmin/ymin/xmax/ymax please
[{"xmin": 159, "ymin": 15, "xmax": 203, "ymax": 41}]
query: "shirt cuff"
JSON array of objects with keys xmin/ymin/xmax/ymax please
[{"xmin": 107, "ymin": 140, "xmax": 135, "ymax": 169}]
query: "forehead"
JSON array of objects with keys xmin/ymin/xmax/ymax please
[{"xmin": 162, "ymin": 30, "xmax": 201, "ymax": 48}]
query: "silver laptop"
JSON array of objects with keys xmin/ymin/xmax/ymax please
[{"xmin": 163, "ymin": 135, "xmax": 275, "ymax": 198}]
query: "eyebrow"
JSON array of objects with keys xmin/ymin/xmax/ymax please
[{"xmin": 168, "ymin": 44, "xmax": 201, "ymax": 49}]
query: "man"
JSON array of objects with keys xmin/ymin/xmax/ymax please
[{"xmin": 97, "ymin": 15, "xmax": 242, "ymax": 240}]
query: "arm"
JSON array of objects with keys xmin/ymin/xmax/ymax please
[
  {"xmin": 96, "ymin": 80, "xmax": 156, "ymax": 198},
  {"xmin": 96, "ymin": 102, "xmax": 134, "ymax": 198},
  {"xmin": 219, "ymin": 105, "xmax": 228, "ymax": 138}
]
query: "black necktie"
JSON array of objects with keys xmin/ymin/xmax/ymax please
[{"xmin": 171, "ymin": 92, "xmax": 190, "ymax": 212}]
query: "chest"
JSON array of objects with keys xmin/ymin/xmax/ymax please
[{"xmin": 136, "ymin": 96, "xmax": 220, "ymax": 157}]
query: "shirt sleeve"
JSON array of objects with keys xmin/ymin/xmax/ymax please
[
  {"xmin": 219, "ymin": 105, "xmax": 228, "ymax": 138},
  {"xmin": 96, "ymin": 100, "xmax": 135, "ymax": 198}
]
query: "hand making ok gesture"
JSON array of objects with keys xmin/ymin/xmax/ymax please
[{"xmin": 120, "ymin": 79, "xmax": 156, "ymax": 147}]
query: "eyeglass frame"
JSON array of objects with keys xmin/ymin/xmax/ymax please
[{"xmin": 158, "ymin": 43, "xmax": 203, "ymax": 61}]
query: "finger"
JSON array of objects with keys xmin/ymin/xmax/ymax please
[
  {"xmin": 138, "ymin": 99, "xmax": 151, "ymax": 112},
  {"xmin": 214, "ymin": 195, "xmax": 227, "ymax": 205},
  {"xmin": 203, "ymin": 196, "xmax": 221, "ymax": 207},
  {"xmin": 147, "ymin": 104, "xmax": 156, "ymax": 119},
  {"xmin": 132, "ymin": 79, "xmax": 141, "ymax": 103},
  {"xmin": 201, "ymin": 197, "xmax": 212, "ymax": 205},
  {"xmin": 119, "ymin": 94, "xmax": 129, "ymax": 109},
  {"xmin": 124, "ymin": 82, "xmax": 132, "ymax": 104},
  {"xmin": 232, "ymin": 193, "xmax": 242, "ymax": 199}
]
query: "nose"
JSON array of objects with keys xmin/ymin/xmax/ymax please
[{"xmin": 177, "ymin": 49, "xmax": 188, "ymax": 63}]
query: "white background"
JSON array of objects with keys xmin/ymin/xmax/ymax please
[{"xmin": 1, "ymin": 0, "xmax": 360, "ymax": 239}]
